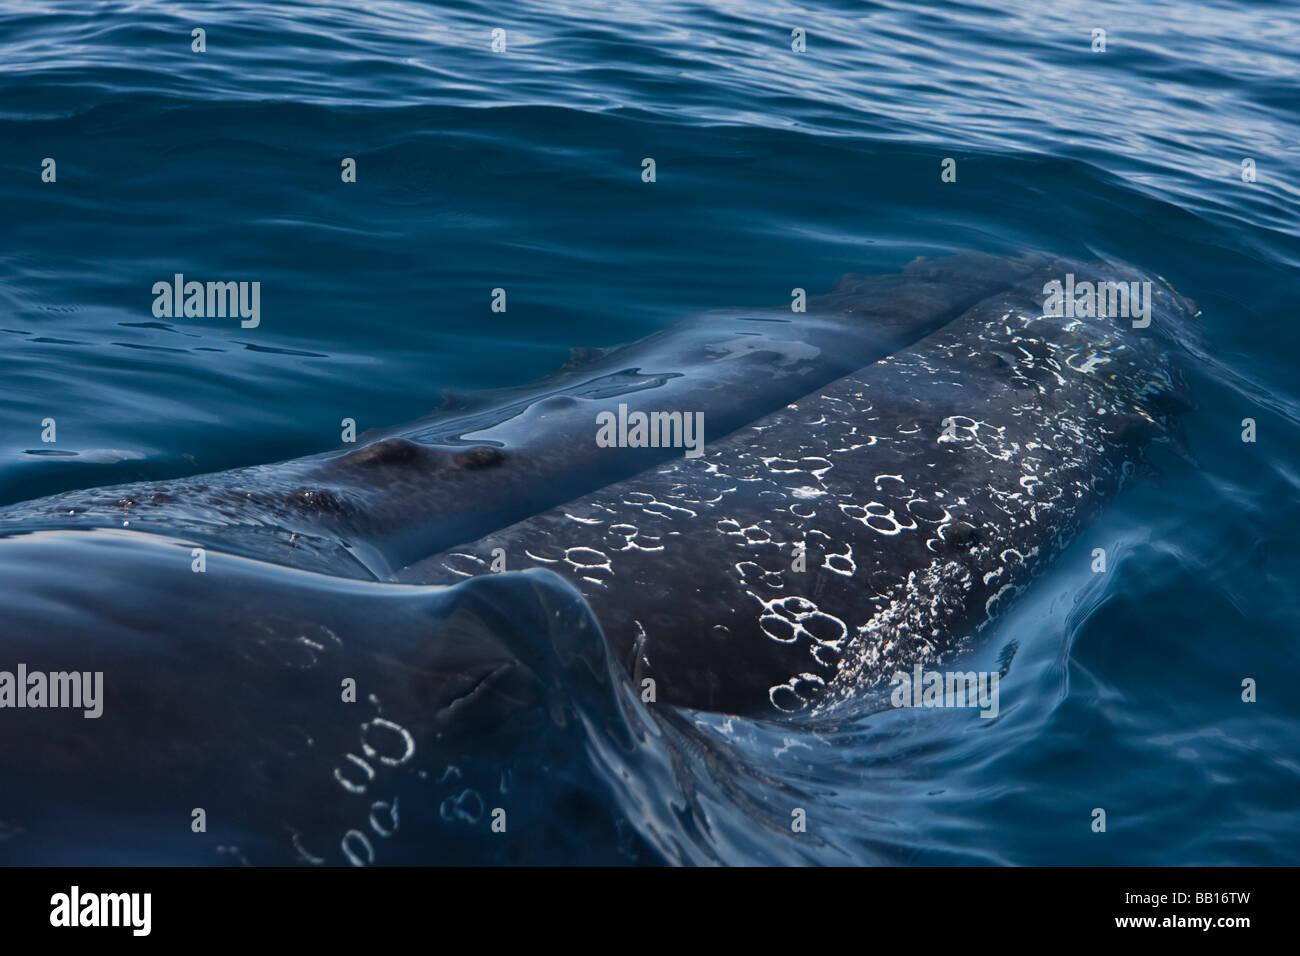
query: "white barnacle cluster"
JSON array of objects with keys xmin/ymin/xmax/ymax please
[
  {"xmin": 605, "ymin": 522, "xmax": 665, "ymax": 554},
  {"xmin": 838, "ymin": 501, "xmax": 918, "ymax": 536},
  {"xmin": 761, "ymin": 454, "xmax": 833, "ymax": 480},
  {"xmin": 716, "ymin": 517, "xmax": 776, "ymax": 546},
  {"xmin": 821, "ymin": 542, "xmax": 855, "ymax": 576},
  {"xmin": 621, "ymin": 490, "xmax": 697, "ymax": 519},
  {"xmin": 768, "ymin": 672, "xmax": 828, "ymax": 714},
  {"xmin": 439, "ymin": 551, "xmax": 490, "ymax": 578},
  {"xmin": 815, "ymin": 559, "xmax": 974, "ymax": 713},
  {"xmin": 562, "ymin": 546, "xmax": 613, "ymax": 586}
]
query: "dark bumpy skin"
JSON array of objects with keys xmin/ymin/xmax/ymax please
[
  {"xmin": 398, "ymin": 259, "xmax": 1194, "ymax": 717},
  {"xmin": 0, "ymin": 254, "xmax": 1044, "ymax": 578}
]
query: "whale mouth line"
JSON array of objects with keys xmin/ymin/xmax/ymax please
[{"xmin": 434, "ymin": 660, "xmax": 527, "ymax": 725}]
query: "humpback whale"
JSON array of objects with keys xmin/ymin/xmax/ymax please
[
  {"xmin": 0, "ymin": 253, "xmax": 1043, "ymax": 577},
  {"xmin": 0, "ymin": 253, "xmax": 1194, "ymax": 864},
  {"xmin": 398, "ymin": 257, "xmax": 1193, "ymax": 716}
]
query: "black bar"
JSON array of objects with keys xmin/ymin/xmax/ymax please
[{"xmin": 0, "ymin": 866, "xmax": 1280, "ymax": 941}]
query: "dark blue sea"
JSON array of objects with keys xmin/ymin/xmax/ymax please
[{"xmin": 1, "ymin": 0, "xmax": 1297, "ymax": 865}]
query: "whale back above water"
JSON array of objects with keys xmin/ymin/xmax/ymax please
[
  {"xmin": 0, "ymin": 252, "xmax": 1195, "ymax": 863},
  {"xmin": 397, "ymin": 257, "xmax": 1194, "ymax": 716},
  {"xmin": 0, "ymin": 253, "xmax": 1047, "ymax": 577}
]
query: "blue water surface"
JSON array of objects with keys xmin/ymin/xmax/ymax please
[{"xmin": 0, "ymin": 0, "xmax": 1298, "ymax": 864}]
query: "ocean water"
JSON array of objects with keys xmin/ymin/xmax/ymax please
[{"xmin": 1, "ymin": 0, "xmax": 1298, "ymax": 865}]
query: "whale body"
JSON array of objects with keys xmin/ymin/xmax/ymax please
[
  {"xmin": 0, "ymin": 253, "xmax": 1042, "ymax": 578},
  {"xmin": 399, "ymin": 257, "xmax": 1193, "ymax": 716},
  {"xmin": 0, "ymin": 253, "xmax": 1194, "ymax": 863}
]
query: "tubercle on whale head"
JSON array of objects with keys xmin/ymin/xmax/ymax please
[{"xmin": 332, "ymin": 437, "xmax": 506, "ymax": 473}]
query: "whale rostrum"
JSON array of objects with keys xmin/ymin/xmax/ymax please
[{"xmin": 397, "ymin": 256, "xmax": 1194, "ymax": 716}]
